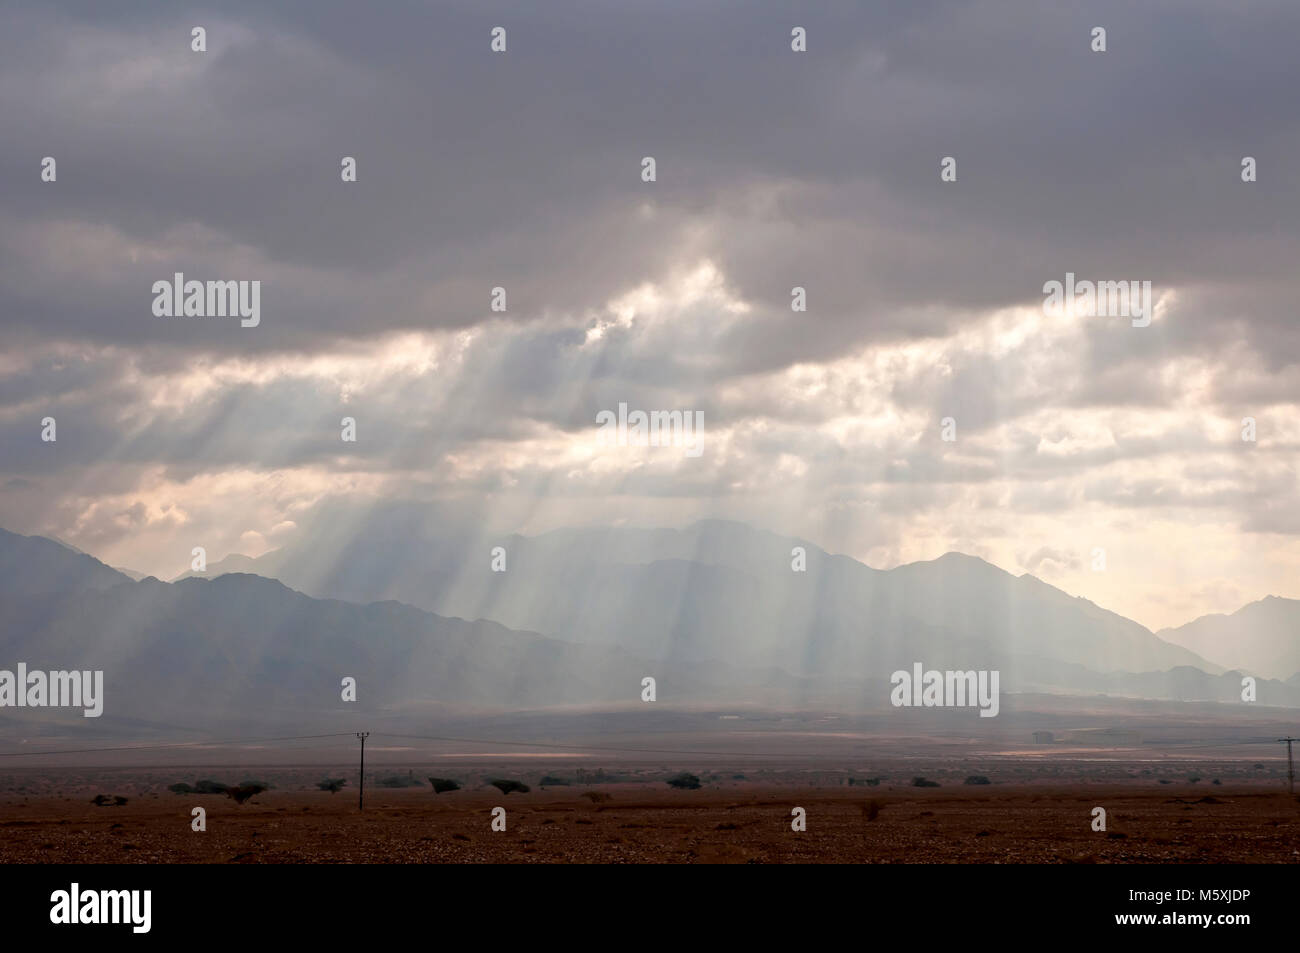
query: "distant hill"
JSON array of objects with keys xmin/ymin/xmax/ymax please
[
  {"xmin": 174, "ymin": 516, "xmax": 1219, "ymax": 681},
  {"xmin": 0, "ymin": 528, "xmax": 134, "ymax": 596},
  {"xmin": 0, "ymin": 527, "xmax": 810, "ymax": 731},
  {"xmin": 1159, "ymin": 596, "xmax": 1300, "ymax": 680},
  {"xmin": 1, "ymin": 527, "xmax": 1296, "ymax": 740},
  {"xmin": 38, "ymin": 531, "xmax": 149, "ymax": 580}
]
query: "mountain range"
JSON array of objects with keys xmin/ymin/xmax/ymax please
[
  {"xmin": 0, "ymin": 518, "xmax": 1296, "ymax": 737},
  {"xmin": 176, "ymin": 516, "xmax": 1228, "ymax": 679},
  {"xmin": 1159, "ymin": 597, "xmax": 1300, "ymax": 681}
]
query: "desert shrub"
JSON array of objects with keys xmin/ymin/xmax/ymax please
[
  {"xmin": 90, "ymin": 794, "xmax": 127, "ymax": 806},
  {"xmin": 1188, "ymin": 776, "xmax": 1201, "ymax": 784},
  {"xmin": 317, "ymin": 778, "xmax": 347, "ymax": 793},
  {"xmin": 192, "ymin": 779, "xmax": 229, "ymax": 795},
  {"xmin": 168, "ymin": 783, "xmax": 194, "ymax": 794},
  {"xmin": 225, "ymin": 784, "xmax": 265, "ymax": 805},
  {"xmin": 666, "ymin": 772, "xmax": 702, "ymax": 790},
  {"xmin": 239, "ymin": 779, "xmax": 273, "ymax": 790},
  {"xmin": 911, "ymin": 777, "xmax": 940, "ymax": 788},
  {"xmin": 538, "ymin": 775, "xmax": 571, "ymax": 787},
  {"xmin": 861, "ymin": 799, "xmax": 884, "ymax": 821},
  {"xmin": 489, "ymin": 779, "xmax": 530, "ymax": 795},
  {"xmin": 428, "ymin": 778, "xmax": 461, "ymax": 794},
  {"xmin": 964, "ymin": 775, "xmax": 991, "ymax": 785},
  {"xmin": 581, "ymin": 791, "xmax": 611, "ymax": 803}
]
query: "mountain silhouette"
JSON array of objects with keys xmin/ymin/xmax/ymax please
[
  {"xmin": 4, "ymin": 522, "xmax": 1294, "ymax": 741},
  {"xmin": 1159, "ymin": 595, "xmax": 1300, "ymax": 679},
  {"xmin": 174, "ymin": 517, "xmax": 1218, "ymax": 678}
]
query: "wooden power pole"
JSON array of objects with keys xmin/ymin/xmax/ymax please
[
  {"xmin": 1280, "ymin": 737, "xmax": 1297, "ymax": 794},
  {"xmin": 356, "ymin": 733, "xmax": 371, "ymax": 806}
]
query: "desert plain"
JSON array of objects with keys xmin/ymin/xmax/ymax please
[{"xmin": 2, "ymin": 757, "xmax": 1297, "ymax": 864}]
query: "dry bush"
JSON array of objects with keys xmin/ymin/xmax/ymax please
[{"xmin": 225, "ymin": 784, "xmax": 266, "ymax": 805}]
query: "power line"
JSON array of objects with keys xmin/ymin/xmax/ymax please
[
  {"xmin": 1153, "ymin": 739, "xmax": 1280, "ymax": 749},
  {"xmin": 372, "ymin": 731, "xmax": 1294, "ymax": 757},
  {"xmin": 0, "ymin": 730, "xmax": 1291, "ymax": 764},
  {"xmin": 371, "ymin": 731, "xmax": 797, "ymax": 758},
  {"xmin": 0, "ymin": 732, "xmax": 357, "ymax": 758}
]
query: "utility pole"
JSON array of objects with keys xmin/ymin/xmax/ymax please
[
  {"xmin": 356, "ymin": 731, "xmax": 370, "ymax": 810},
  {"xmin": 1280, "ymin": 737, "xmax": 1297, "ymax": 794}
]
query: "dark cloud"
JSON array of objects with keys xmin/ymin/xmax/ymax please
[
  {"xmin": 2, "ymin": 0, "xmax": 1299, "ymax": 628},
  {"xmin": 0, "ymin": 0, "xmax": 1295, "ymax": 359}
]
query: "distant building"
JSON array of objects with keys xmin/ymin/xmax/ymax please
[{"xmin": 1032, "ymin": 730, "xmax": 1055, "ymax": 744}]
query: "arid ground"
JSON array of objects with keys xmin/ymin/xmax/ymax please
[{"xmin": 3, "ymin": 760, "xmax": 1297, "ymax": 863}]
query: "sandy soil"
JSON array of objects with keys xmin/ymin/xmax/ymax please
[{"xmin": 3, "ymin": 771, "xmax": 1298, "ymax": 864}]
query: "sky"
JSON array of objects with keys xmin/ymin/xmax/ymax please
[{"xmin": 1, "ymin": 0, "xmax": 1298, "ymax": 631}]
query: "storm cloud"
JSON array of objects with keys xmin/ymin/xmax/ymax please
[{"xmin": 2, "ymin": 0, "xmax": 1298, "ymax": 629}]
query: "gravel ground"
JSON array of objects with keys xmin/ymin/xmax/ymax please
[{"xmin": 3, "ymin": 783, "xmax": 1298, "ymax": 863}]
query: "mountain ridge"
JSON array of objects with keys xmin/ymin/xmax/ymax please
[
  {"xmin": 2, "ymin": 527, "xmax": 1296, "ymax": 741},
  {"xmin": 68, "ymin": 518, "xmax": 1220, "ymax": 676},
  {"xmin": 1159, "ymin": 595, "xmax": 1300, "ymax": 680}
]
